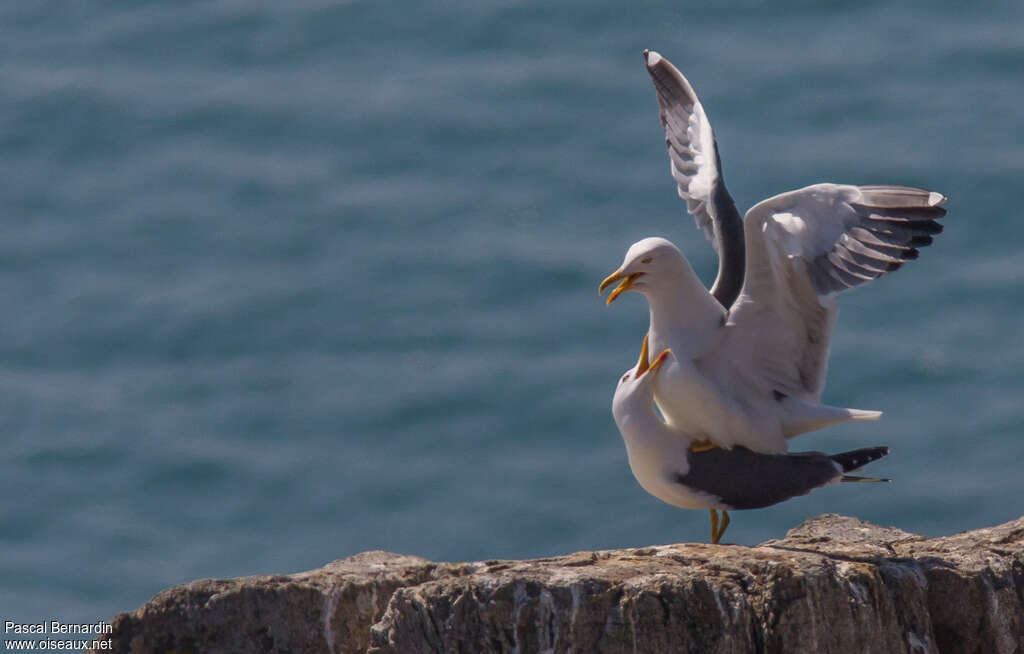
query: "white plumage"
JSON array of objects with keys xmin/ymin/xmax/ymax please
[
  {"xmin": 600, "ymin": 51, "xmax": 946, "ymax": 454},
  {"xmin": 611, "ymin": 338, "xmax": 891, "ymax": 543}
]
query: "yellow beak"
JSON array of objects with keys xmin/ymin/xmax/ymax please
[
  {"xmin": 635, "ymin": 333, "xmax": 650, "ymax": 375},
  {"xmin": 634, "ymin": 334, "xmax": 670, "ymax": 379},
  {"xmin": 598, "ymin": 269, "xmax": 644, "ymax": 305},
  {"xmin": 648, "ymin": 348, "xmax": 671, "ymax": 375}
]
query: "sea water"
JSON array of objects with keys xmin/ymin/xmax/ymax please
[{"xmin": 1, "ymin": 0, "xmax": 1021, "ymax": 625}]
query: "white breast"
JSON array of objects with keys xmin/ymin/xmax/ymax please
[
  {"xmin": 650, "ymin": 332, "xmax": 787, "ymax": 453},
  {"xmin": 623, "ymin": 440, "xmax": 720, "ymax": 510},
  {"xmin": 616, "ymin": 408, "xmax": 721, "ymax": 511}
]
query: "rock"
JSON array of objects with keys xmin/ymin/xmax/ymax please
[{"xmin": 91, "ymin": 514, "xmax": 1024, "ymax": 654}]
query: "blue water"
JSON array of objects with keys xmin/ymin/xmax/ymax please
[{"xmin": 2, "ymin": 0, "xmax": 1022, "ymax": 627}]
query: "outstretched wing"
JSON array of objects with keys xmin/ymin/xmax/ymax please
[
  {"xmin": 644, "ymin": 50, "xmax": 745, "ymax": 309},
  {"xmin": 717, "ymin": 183, "xmax": 946, "ymax": 402}
]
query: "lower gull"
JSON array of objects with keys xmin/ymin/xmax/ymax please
[{"xmin": 612, "ymin": 335, "xmax": 890, "ymax": 543}]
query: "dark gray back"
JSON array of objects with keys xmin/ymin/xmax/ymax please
[{"xmin": 675, "ymin": 447, "xmax": 839, "ymax": 510}]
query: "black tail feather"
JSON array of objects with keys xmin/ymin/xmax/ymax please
[{"xmin": 831, "ymin": 446, "xmax": 889, "ymax": 473}]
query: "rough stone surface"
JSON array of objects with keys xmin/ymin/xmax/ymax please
[{"xmin": 92, "ymin": 514, "xmax": 1024, "ymax": 654}]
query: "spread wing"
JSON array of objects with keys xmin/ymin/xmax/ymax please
[
  {"xmin": 716, "ymin": 183, "xmax": 946, "ymax": 402},
  {"xmin": 644, "ymin": 50, "xmax": 745, "ymax": 309}
]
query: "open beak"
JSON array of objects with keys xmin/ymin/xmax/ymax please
[
  {"xmin": 648, "ymin": 348, "xmax": 671, "ymax": 375},
  {"xmin": 635, "ymin": 333, "xmax": 650, "ymax": 376},
  {"xmin": 634, "ymin": 336, "xmax": 669, "ymax": 379},
  {"xmin": 598, "ymin": 269, "xmax": 645, "ymax": 305}
]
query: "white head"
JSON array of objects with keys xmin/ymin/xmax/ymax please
[
  {"xmin": 611, "ymin": 334, "xmax": 672, "ymax": 430},
  {"xmin": 598, "ymin": 237, "xmax": 690, "ymax": 305}
]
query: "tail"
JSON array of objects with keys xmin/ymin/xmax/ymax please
[
  {"xmin": 845, "ymin": 408, "xmax": 884, "ymax": 421},
  {"xmin": 780, "ymin": 397, "xmax": 882, "ymax": 438},
  {"xmin": 832, "ymin": 446, "xmax": 890, "ymax": 482}
]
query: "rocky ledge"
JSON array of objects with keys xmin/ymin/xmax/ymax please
[{"xmin": 93, "ymin": 514, "xmax": 1023, "ymax": 654}]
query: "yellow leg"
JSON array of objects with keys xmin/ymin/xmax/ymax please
[
  {"xmin": 691, "ymin": 440, "xmax": 718, "ymax": 453},
  {"xmin": 709, "ymin": 509, "xmax": 731, "ymax": 544}
]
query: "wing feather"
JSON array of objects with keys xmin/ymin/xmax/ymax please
[
  {"xmin": 714, "ymin": 183, "xmax": 946, "ymax": 400},
  {"xmin": 644, "ymin": 50, "xmax": 745, "ymax": 309}
]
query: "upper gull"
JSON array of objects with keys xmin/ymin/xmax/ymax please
[{"xmin": 599, "ymin": 50, "xmax": 947, "ymax": 454}]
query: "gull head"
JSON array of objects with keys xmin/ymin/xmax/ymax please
[
  {"xmin": 612, "ymin": 334, "xmax": 672, "ymax": 422},
  {"xmin": 599, "ymin": 237, "xmax": 685, "ymax": 305}
]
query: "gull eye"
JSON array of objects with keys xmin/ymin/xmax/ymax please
[
  {"xmin": 640, "ymin": 257, "xmax": 652, "ymax": 264},
  {"xmin": 622, "ymin": 374, "xmax": 630, "ymax": 382}
]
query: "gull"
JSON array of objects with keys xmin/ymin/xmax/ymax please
[
  {"xmin": 613, "ymin": 335, "xmax": 890, "ymax": 543},
  {"xmin": 600, "ymin": 50, "xmax": 947, "ymax": 453}
]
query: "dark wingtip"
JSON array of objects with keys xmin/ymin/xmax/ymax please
[{"xmin": 831, "ymin": 446, "xmax": 889, "ymax": 473}]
